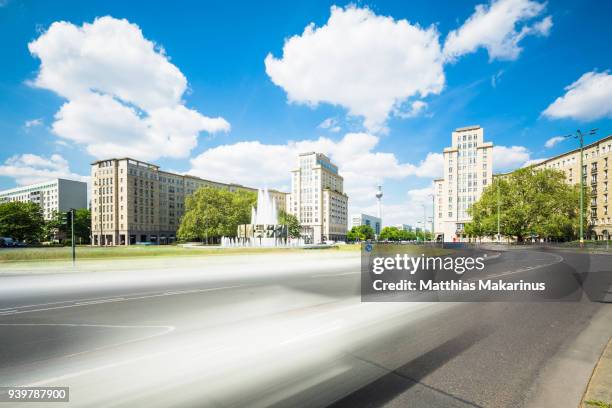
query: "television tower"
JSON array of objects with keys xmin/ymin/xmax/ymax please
[{"xmin": 375, "ymin": 185, "xmax": 383, "ymax": 222}]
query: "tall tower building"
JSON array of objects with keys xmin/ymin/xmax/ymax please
[
  {"xmin": 434, "ymin": 126, "xmax": 493, "ymax": 242},
  {"xmin": 288, "ymin": 152, "xmax": 348, "ymax": 243},
  {"xmin": 376, "ymin": 185, "xmax": 383, "ymax": 223}
]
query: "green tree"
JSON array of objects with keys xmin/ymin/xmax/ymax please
[
  {"xmin": 177, "ymin": 188, "xmax": 256, "ymax": 242},
  {"xmin": 379, "ymin": 226, "xmax": 400, "ymax": 241},
  {"xmin": 73, "ymin": 209, "xmax": 91, "ymax": 244},
  {"xmin": 466, "ymin": 168, "xmax": 586, "ymax": 242},
  {"xmin": 44, "ymin": 211, "xmax": 68, "ymax": 242},
  {"xmin": 279, "ymin": 210, "xmax": 301, "ymax": 239},
  {"xmin": 347, "ymin": 225, "xmax": 375, "ymax": 241},
  {"xmin": 0, "ymin": 201, "xmax": 44, "ymax": 242},
  {"xmin": 44, "ymin": 209, "xmax": 90, "ymax": 244}
]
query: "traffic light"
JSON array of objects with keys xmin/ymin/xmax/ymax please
[{"xmin": 60, "ymin": 211, "xmax": 69, "ymax": 226}]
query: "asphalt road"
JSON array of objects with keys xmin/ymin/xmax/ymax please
[{"xmin": 0, "ymin": 247, "xmax": 610, "ymax": 408}]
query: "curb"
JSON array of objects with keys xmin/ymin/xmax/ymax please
[{"xmin": 581, "ymin": 337, "xmax": 612, "ymax": 408}]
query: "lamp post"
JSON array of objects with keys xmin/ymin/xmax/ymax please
[
  {"xmin": 497, "ymin": 180, "xmax": 501, "ymax": 243},
  {"xmin": 70, "ymin": 208, "xmax": 75, "ymax": 264},
  {"xmin": 429, "ymin": 193, "xmax": 435, "ymax": 242},
  {"xmin": 422, "ymin": 204, "xmax": 427, "ymax": 242},
  {"xmin": 564, "ymin": 129, "xmax": 597, "ymax": 248}
]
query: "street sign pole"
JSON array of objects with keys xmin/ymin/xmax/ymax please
[{"xmin": 70, "ymin": 209, "xmax": 76, "ymax": 264}]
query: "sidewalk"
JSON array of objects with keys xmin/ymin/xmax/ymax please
[{"xmin": 582, "ymin": 337, "xmax": 612, "ymax": 408}]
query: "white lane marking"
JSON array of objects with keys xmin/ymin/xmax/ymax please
[
  {"xmin": 22, "ymin": 344, "xmax": 230, "ymax": 387},
  {"xmin": 310, "ymin": 271, "xmax": 359, "ymax": 278},
  {"xmin": 0, "ymin": 294, "xmax": 139, "ymax": 311},
  {"xmin": 0, "ymin": 285, "xmax": 246, "ymax": 316},
  {"xmin": 476, "ymin": 253, "xmax": 564, "ymax": 281},
  {"xmin": 75, "ymin": 298, "xmax": 126, "ymax": 306},
  {"xmin": 0, "ymin": 323, "xmax": 176, "ymax": 359}
]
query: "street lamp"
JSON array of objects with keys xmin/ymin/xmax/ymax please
[
  {"xmin": 563, "ymin": 128, "xmax": 598, "ymax": 247},
  {"xmin": 497, "ymin": 180, "xmax": 501, "ymax": 243},
  {"xmin": 422, "ymin": 204, "xmax": 427, "ymax": 242},
  {"xmin": 429, "ymin": 193, "xmax": 435, "ymax": 242}
]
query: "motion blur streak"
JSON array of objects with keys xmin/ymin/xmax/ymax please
[{"xmin": 0, "ymin": 249, "xmax": 611, "ymax": 407}]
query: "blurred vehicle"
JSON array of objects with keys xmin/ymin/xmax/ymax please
[{"xmin": 0, "ymin": 237, "xmax": 15, "ymax": 247}]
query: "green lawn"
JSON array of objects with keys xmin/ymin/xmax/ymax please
[{"xmin": 0, "ymin": 244, "xmax": 361, "ymax": 262}]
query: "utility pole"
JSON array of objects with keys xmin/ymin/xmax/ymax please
[
  {"xmin": 99, "ymin": 186, "xmax": 103, "ymax": 246},
  {"xmin": 497, "ymin": 180, "xmax": 501, "ymax": 243},
  {"xmin": 422, "ymin": 204, "xmax": 427, "ymax": 242},
  {"xmin": 564, "ymin": 129, "xmax": 597, "ymax": 248},
  {"xmin": 430, "ymin": 194, "xmax": 435, "ymax": 242},
  {"xmin": 579, "ymin": 130, "xmax": 584, "ymax": 247}
]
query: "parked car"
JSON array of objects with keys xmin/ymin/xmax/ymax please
[{"xmin": 0, "ymin": 237, "xmax": 15, "ymax": 247}]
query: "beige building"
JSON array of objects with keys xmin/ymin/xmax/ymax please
[
  {"xmin": 530, "ymin": 134, "xmax": 612, "ymax": 240},
  {"xmin": 288, "ymin": 152, "xmax": 348, "ymax": 243},
  {"xmin": 434, "ymin": 126, "xmax": 494, "ymax": 242},
  {"xmin": 91, "ymin": 158, "xmax": 288, "ymax": 246}
]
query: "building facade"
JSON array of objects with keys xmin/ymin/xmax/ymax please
[
  {"xmin": 530, "ymin": 135, "xmax": 612, "ymax": 240},
  {"xmin": 434, "ymin": 126, "xmax": 494, "ymax": 242},
  {"xmin": 0, "ymin": 178, "xmax": 87, "ymax": 220},
  {"xmin": 395, "ymin": 224, "xmax": 413, "ymax": 232},
  {"xmin": 288, "ymin": 152, "xmax": 348, "ymax": 243},
  {"xmin": 91, "ymin": 158, "xmax": 288, "ymax": 246},
  {"xmin": 351, "ymin": 213, "xmax": 381, "ymax": 235}
]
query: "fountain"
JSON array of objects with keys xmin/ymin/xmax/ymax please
[{"xmin": 221, "ymin": 188, "xmax": 304, "ymax": 248}]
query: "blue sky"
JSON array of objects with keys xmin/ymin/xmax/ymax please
[{"xmin": 0, "ymin": 0, "xmax": 610, "ymax": 225}]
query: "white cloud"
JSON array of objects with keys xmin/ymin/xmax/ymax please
[
  {"xmin": 542, "ymin": 71, "xmax": 612, "ymax": 121},
  {"xmin": 491, "ymin": 70, "xmax": 504, "ymax": 88},
  {"xmin": 396, "ymin": 100, "xmax": 428, "ymax": 118},
  {"xmin": 189, "ymin": 133, "xmax": 441, "ymax": 206},
  {"xmin": 544, "ymin": 135, "xmax": 565, "ymax": 148},
  {"xmin": 493, "ymin": 145, "xmax": 531, "ymax": 171},
  {"xmin": 318, "ymin": 117, "xmax": 341, "ymax": 133},
  {"xmin": 0, "ymin": 154, "xmax": 88, "ymax": 186},
  {"xmin": 265, "ymin": 5, "xmax": 445, "ymax": 133},
  {"xmin": 24, "ymin": 118, "xmax": 43, "ymax": 129},
  {"xmin": 28, "ymin": 16, "xmax": 229, "ymax": 160},
  {"xmin": 443, "ymin": 0, "xmax": 552, "ymax": 62},
  {"xmin": 522, "ymin": 158, "xmax": 547, "ymax": 167}
]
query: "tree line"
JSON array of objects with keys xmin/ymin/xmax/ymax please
[
  {"xmin": 0, "ymin": 202, "xmax": 91, "ymax": 244},
  {"xmin": 346, "ymin": 224, "xmax": 432, "ymax": 242}
]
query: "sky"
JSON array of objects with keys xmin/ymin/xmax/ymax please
[{"xmin": 0, "ymin": 0, "xmax": 611, "ymax": 227}]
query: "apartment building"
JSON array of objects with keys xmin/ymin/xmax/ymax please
[
  {"xmin": 91, "ymin": 158, "xmax": 288, "ymax": 246},
  {"xmin": 288, "ymin": 152, "xmax": 348, "ymax": 243},
  {"xmin": 434, "ymin": 126, "xmax": 494, "ymax": 242},
  {"xmin": 0, "ymin": 178, "xmax": 87, "ymax": 220},
  {"xmin": 530, "ymin": 134, "xmax": 612, "ymax": 240},
  {"xmin": 351, "ymin": 213, "xmax": 381, "ymax": 235}
]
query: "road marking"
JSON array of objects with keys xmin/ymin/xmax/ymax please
[
  {"xmin": 0, "ymin": 285, "xmax": 246, "ymax": 316},
  {"xmin": 0, "ymin": 323, "xmax": 176, "ymax": 359},
  {"xmin": 22, "ymin": 344, "xmax": 229, "ymax": 388},
  {"xmin": 310, "ymin": 272, "xmax": 359, "ymax": 278},
  {"xmin": 478, "ymin": 253, "xmax": 564, "ymax": 281}
]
